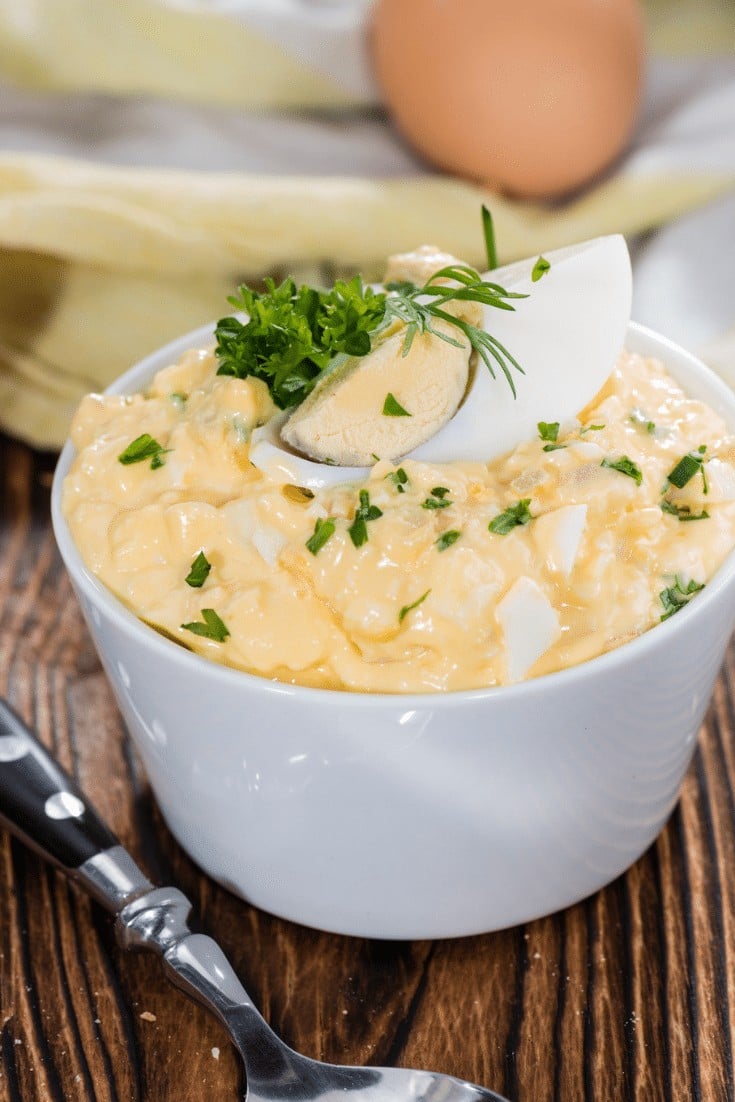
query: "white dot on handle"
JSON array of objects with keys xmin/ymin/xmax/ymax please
[
  {"xmin": 0, "ymin": 734, "xmax": 28, "ymax": 762},
  {"xmin": 45, "ymin": 791, "xmax": 86, "ymax": 820}
]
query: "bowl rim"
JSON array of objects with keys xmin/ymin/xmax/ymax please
[{"xmin": 51, "ymin": 319, "xmax": 735, "ymax": 708}]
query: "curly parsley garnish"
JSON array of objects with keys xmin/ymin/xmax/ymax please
[
  {"xmin": 601, "ymin": 456, "xmax": 643, "ymax": 486},
  {"xmin": 306, "ymin": 517, "xmax": 336, "ymax": 555},
  {"xmin": 383, "ymin": 392, "xmax": 411, "ymax": 417},
  {"xmin": 489, "ymin": 499, "xmax": 533, "ymax": 534},
  {"xmin": 348, "ymin": 490, "xmax": 383, "ymax": 547},
  {"xmin": 185, "ymin": 551, "xmax": 212, "ymax": 588},
  {"xmin": 399, "ymin": 589, "xmax": 431, "ymax": 623},
  {"xmin": 118, "ymin": 433, "xmax": 168, "ymax": 469},
  {"xmin": 659, "ymin": 577, "xmax": 704, "ymax": 621},
  {"xmin": 215, "ymin": 275, "xmax": 385, "ymax": 409},
  {"xmin": 181, "ymin": 609, "xmax": 230, "ymax": 642},
  {"xmin": 214, "ymin": 209, "xmax": 527, "ymax": 409}
]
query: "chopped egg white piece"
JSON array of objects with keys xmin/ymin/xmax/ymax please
[
  {"xmin": 533, "ymin": 504, "xmax": 588, "ymax": 576},
  {"xmin": 496, "ymin": 576, "xmax": 562, "ymax": 683}
]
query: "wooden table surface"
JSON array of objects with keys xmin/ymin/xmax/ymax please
[{"xmin": 2, "ymin": 428, "xmax": 735, "ymax": 1102}]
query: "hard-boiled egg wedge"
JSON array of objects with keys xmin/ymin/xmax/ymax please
[{"xmin": 249, "ymin": 234, "xmax": 632, "ymax": 487}]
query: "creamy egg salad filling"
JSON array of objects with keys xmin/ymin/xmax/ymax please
[{"xmin": 63, "ymin": 343, "xmax": 735, "ymax": 693}]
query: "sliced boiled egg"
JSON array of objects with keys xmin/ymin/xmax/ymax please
[{"xmin": 248, "ymin": 234, "xmax": 632, "ymax": 487}]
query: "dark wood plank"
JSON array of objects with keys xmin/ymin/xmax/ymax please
[{"xmin": 3, "ymin": 429, "xmax": 735, "ymax": 1101}]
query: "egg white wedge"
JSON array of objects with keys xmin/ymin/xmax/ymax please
[
  {"xmin": 496, "ymin": 576, "xmax": 561, "ymax": 684},
  {"xmin": 249, "ymin": 234, "xmax": 632, "ymax": 487}
]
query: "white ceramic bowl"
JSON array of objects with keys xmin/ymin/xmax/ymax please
[{"xmin": 51, "ymin": 322, "xmax": 735, "ymax": 940}]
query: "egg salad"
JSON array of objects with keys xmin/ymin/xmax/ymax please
[{"xmin": 62, "ymin": 342, "xmax": 735, "ymax": 692}]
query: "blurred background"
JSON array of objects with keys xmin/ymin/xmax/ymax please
[{"xmin": 0, "ymin": 0, "xmax": 733, "ymax": 450}]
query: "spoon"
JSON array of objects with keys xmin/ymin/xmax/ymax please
[
  {"xmin": 249, "ymin": 234, "xmax": 632, "ymax": 488},
  {"xmin": 0, "ymin": 697, "xmax": 512, "ymax": 1102}
]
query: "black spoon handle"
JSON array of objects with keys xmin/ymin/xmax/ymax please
[{"xmin": 0, "ymin": 698, "xmax": 152, "ymax": 911}]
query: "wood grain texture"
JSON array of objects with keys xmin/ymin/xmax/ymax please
[{"xmin": 2, "ymin": 430, "xmax": 735, "ymax": 1101}]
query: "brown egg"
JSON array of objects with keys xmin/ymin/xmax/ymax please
[{"xmin": 371, "ymin": 0, "xmax": 646, "ymax": 200}]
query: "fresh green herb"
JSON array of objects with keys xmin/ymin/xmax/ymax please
[
  {"xmin": 531, "ymin": 256, "xmax": 551, "ymax": 282},
  {"xmin": 422, "ymin": 486, "xmax": 452, "ymax": 510},
  {"xmin": 661, "ymin": 501, "xmax": 710, "ymax": 522},
  {"xmin": 659, "ymin": 576, "xmax": 704, "ymax": 621},
  {"xmin": 386, "ymin": 467, "xmax": 409, "ymax": 493},
  {"xmin": 436, "ymin": 530, "xmax": 462, "ymax": 551},
  {"xmin": 489, "ymin": 499, "xmax": 533, "ymax": 534},
  {"xmin": 580, "ymin": 423, "xmax": 605, "ymax": 434},
  {"xmin": 181, "ymin": 608, "xmax": 230, "ymax": 642},
  {"xmin": 382, "ymin": 392, "xmax": 411, "ymax": 417},
  {"xmin": 215, "ymin": 211, "xmax": 528, "ymax": 409},
  {"xmin": 384, "ymin": 264, "xmax": 527, "ymax": 397},
  {"xmin": 348, "ymin": 490, "xmax": 383, "ymax": 547},
  {"xmin": 215, "ymin": 274, "xmax": 386, "ymax": 409},
  {"xmin": 537, "ymin": 421, "xmax": 559, "ymax": 442},
  {"xmin": 399, "ymin": 589, "xmax": 431, "ymax": 623},
  {"xmin": 482, "ymin": 204, "xmax": 497, "ymax": 271},
  {"xmin": 306, "ymin": 517, "xmax": 336, "ymax": 555},
  {"xmin": 667, "ymin": 446, "xmax": 707, "ymax": 491},
  {"xmin": 630, "ymin": 408, "xmax": 655, "ymax": 434},
  {"xmin": 118, "ymin": 433, "xmax": 168, "ymax": 469},
  {"xmin": 601, "ymin": 456, "xmax": 643, "ymax": 486},
  {"xmin": 185, "ymin": 551, "xmax": 212, "ymax": 588},
  {"xmin": 543, "ymin": 443, "xmax": 566, "ymax": 452}
]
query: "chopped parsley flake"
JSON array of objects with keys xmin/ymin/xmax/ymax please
[
  {"xmin": 531, "ymin": 256, "xmax": 551, "ymax": 282},
  {"xmin": 181, "ymin": 608, "xmax": 230, "ymax": 642},
  {"xmin": 537, "ymin": 421, "xmax": 560, "ymax": 442},
  {"xmin": 580, "ymin": 423, "xmax": 605, "ymax": 434},
  {"xmin": 543, "ymin": 443, "xmax": 566, "ymax": 452},
  {"xmin": 399, "ymin": 589, "xmax": 431, "ymax": 623},
  {"xmin": 386, "ymin": 467, "xmax": 409, "ymax": 493},
  {"xmin": 659, "ymin": 577, "xmax": 704, "ymax": 621},
  {"xmin": 185, "ymin": 551, "xmax": 212, "ymax": 588},
  {"xmin": 601, "ymin": 456, "xmax": 642, "ymax": 486},
  {"xmin": 348, "ymin": 490, "xmax": 383, "ymax": 547},
  {"xmin": 422, "ymin": 486, "xmax": 452, "ymax": 510},
  {"xmin": 661, "ymin": 500, "xmax": 710, "ymax": 522},
  {"xmin": 382, "ymin": 392, "xmax": 411, "ymax": 417},
  {"xmin": 630, "ymin": 408, "xmax": 655, "ymax": 434},
  {"xmin": 306, "ymin": 517, "xmax": 336, "ymax": 555},
  {"xmin": 667, "ymin": 446, "xmax": 707, "ymax": 491},
  {"xmin": 118, "ymin": 433, "xmax": 168, "ymax": 469},
  {"xmin": 436, "ymin": 530, "xmax": 462, "ymax": 551},
  {"xmin": 489, "ymin": 498, "xmax": 533, "ymax": 534}
]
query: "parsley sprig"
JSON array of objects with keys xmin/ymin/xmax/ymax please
[{"xmin": 216, "ymin": 275, "xmax": 385, "ymax": 409}]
